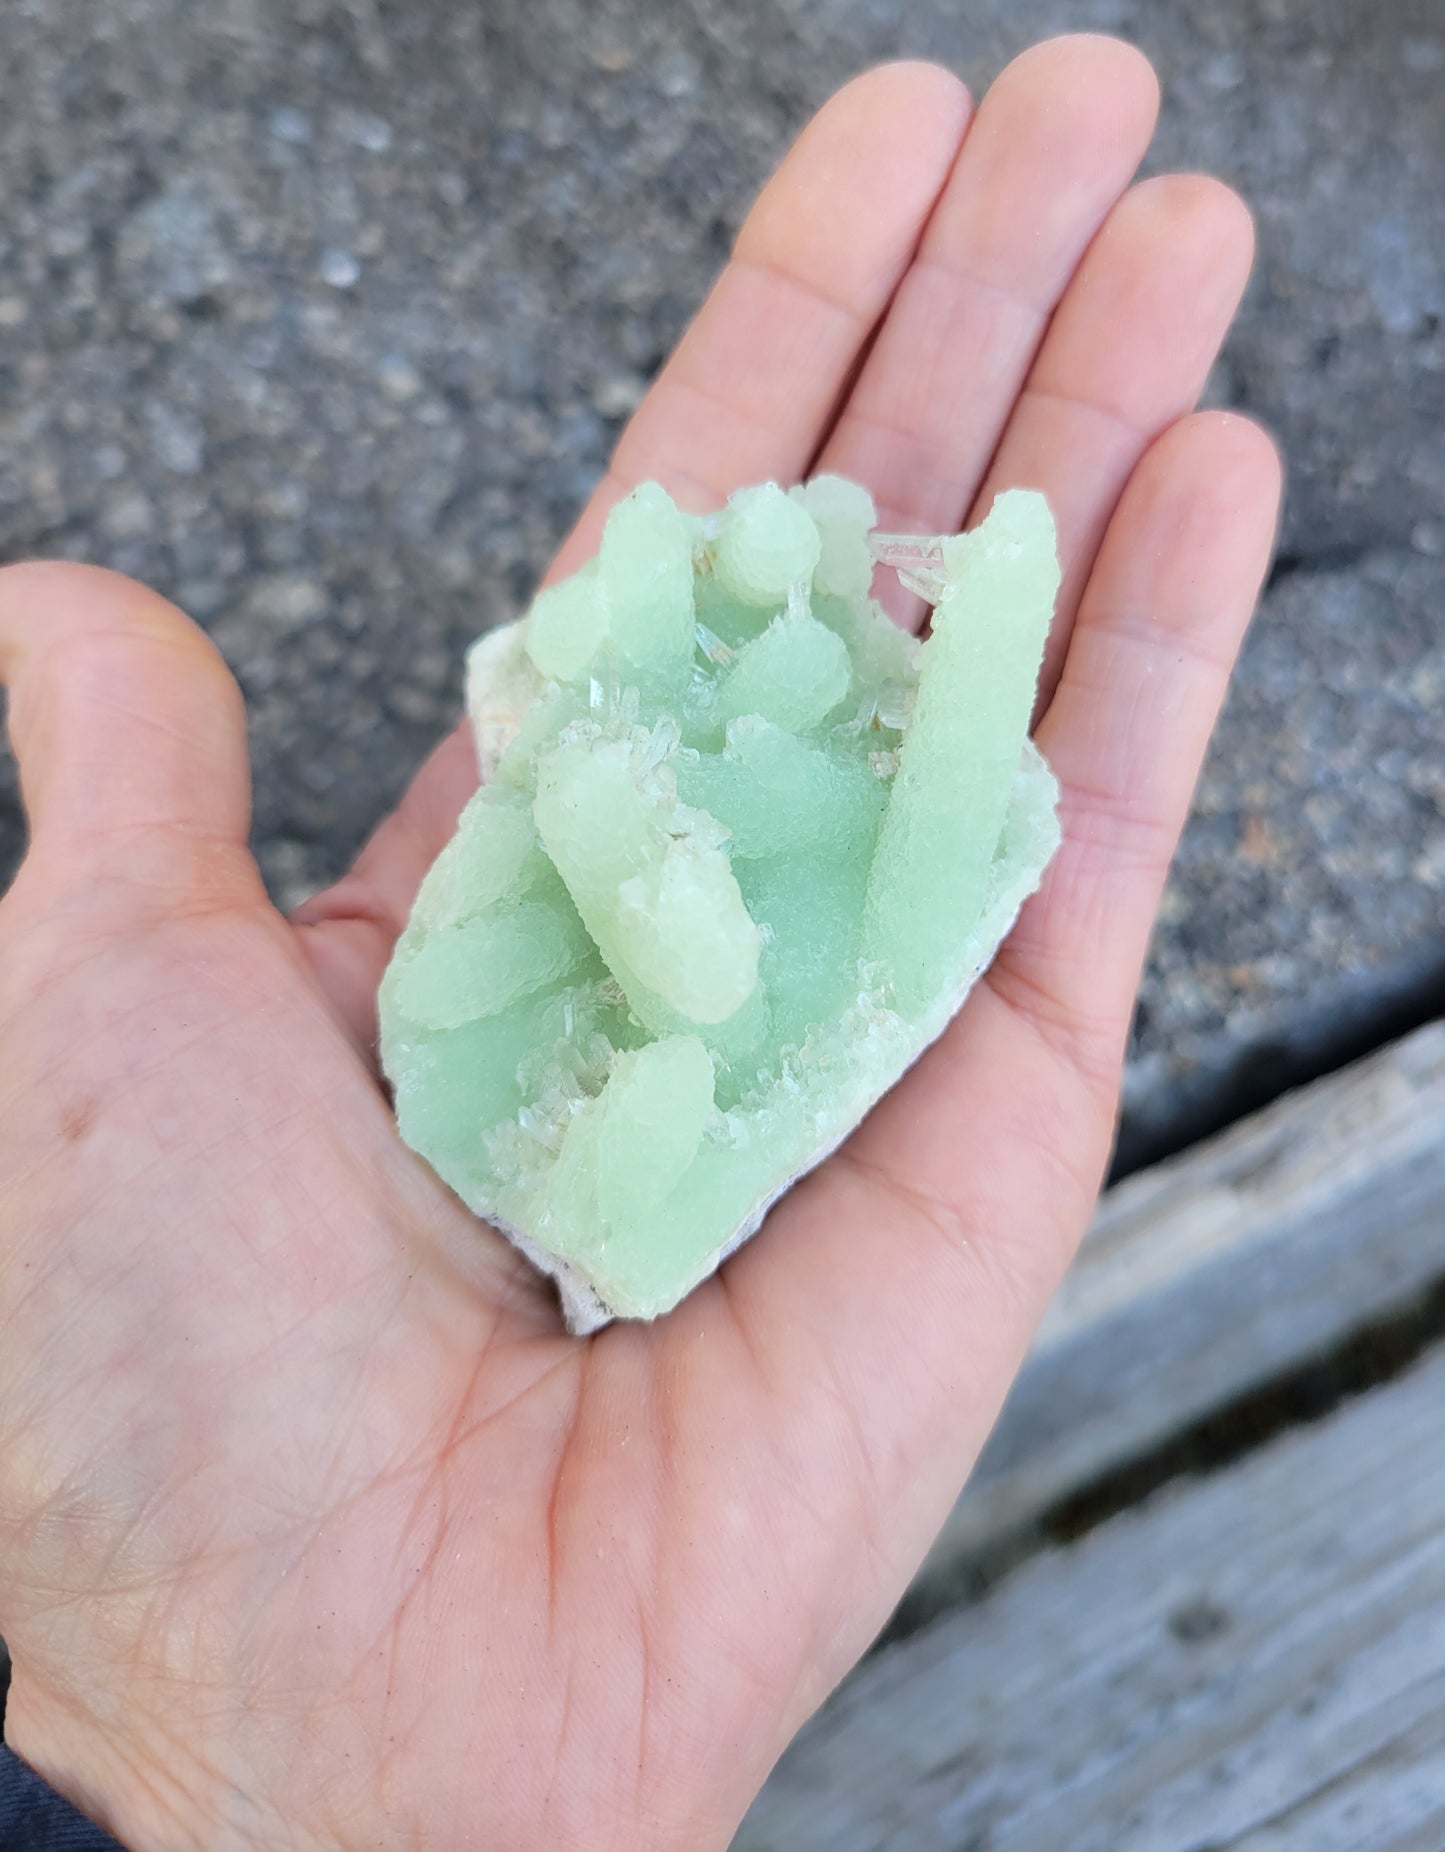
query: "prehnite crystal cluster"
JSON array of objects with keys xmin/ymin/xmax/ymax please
[{"xmin": 380, "ymin": 478, "xmax": 1062, "ymax": 1331}]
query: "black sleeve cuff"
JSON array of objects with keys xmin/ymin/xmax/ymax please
[{"xmin": 0, "ymin": 1744, "xmax": 125, "ymax": 1850}]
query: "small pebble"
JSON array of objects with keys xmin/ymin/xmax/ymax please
[
  {"xmin": 320, "ymin": 249, "xmax": 361, "ymax": 290},
  {"xmin": 269, "ymin": 106, "xmax": 313, "ymax": 144}
]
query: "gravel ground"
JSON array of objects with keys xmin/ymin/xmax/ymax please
[{"xmin": 0, "ymin": 0, "xmax": 1441, "ymax": 1158}]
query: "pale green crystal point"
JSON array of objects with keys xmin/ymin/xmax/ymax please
[
  {"xmin": 523, "ymin": 569, "xmax": 608, "ymax": 683},
  {"xmin": 533, "ymin": 733, "xmax": 761, "ymax": 1027},
  {"xmin": 714, "ymin": 607, "xmax": 851, "ymax": 734},
  {"xmin": 865, "ymin": 490, "xmax": 1060, "ymax": 1012},
  {"xmin": 599, "ymin": 481, "xmax": 695, "ymax": 667},
  {"xmin": 380, "ymin": 479, "xmax": 1061, "ymax": 1331},
  {"xmin": 715, "ymin": 482, "xmax": 822, "ymax": 606}
]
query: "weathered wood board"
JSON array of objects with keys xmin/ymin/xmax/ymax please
[
  {"xmin": 914, "ymin": 1020, "xmax": 1445, "ymax": 1608},
  {"xmin": 739, "ymin": 1339, "xmax": 1445, "ymax": 1852}
]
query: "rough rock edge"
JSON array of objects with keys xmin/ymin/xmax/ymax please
[{"xmin": 462, "ymin": 620, "xmax": 1060, "ymax": 1334}]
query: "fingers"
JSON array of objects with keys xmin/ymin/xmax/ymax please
[
  {"xmin": 296, "ymin": 62, "xmax": 973, "ymax": 1048},
  {"xmin": 814, "ymin": 37, "xmax": 1160, "ymax": 553},
  {"xmin": 0, "ymin": 562, "xmax": 256, "ymax": 920},
  {"xmin": 971, "ymin": 174, "xmax": 1256, "ymax": 701},
  {"xmin": 546, "ymin": 61, "xmax": 973, "ymax": 579},
  {"xmin": 716, "ymin": 411, "xmax": 1281, "ymax": 1640}
]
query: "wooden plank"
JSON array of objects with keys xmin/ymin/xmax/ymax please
[
  {"xmin": 1225, "ymin": 1705, "xmax": 1445, "ymax": 1851},
  {"xmin": 739, "ymin": 1340, "xmax": 1445, "ymax": 1852},
  {"xmin": 915, "ymin": 1020, "xmax": 1445, "ymax": 1602}
]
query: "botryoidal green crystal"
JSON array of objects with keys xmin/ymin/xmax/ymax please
[{"xmin": 380, "ymin": 479, "xmax": 1062, "ymax": 1331}]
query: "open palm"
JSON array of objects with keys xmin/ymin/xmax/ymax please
[{"xmin": 0, "ymin": 39, "xmax": 1280, "ymax": 1850}]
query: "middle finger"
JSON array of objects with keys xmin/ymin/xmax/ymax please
[{"xmin": 813, "ymin": 36, "xmax": 1160, "ymax": 564}]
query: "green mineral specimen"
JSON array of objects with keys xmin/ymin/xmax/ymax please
[{"xmin": 380, "ymin": 478, "xmax": 1062, "ymax": 1331}]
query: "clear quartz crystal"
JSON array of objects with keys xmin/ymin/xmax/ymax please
[{"xmin": 380, "ymin": 476, "xmax": 1062, "ymax": 1331}]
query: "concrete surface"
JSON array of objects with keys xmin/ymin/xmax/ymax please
[{"xmin": 0, "ymin": 0, "xmax": 1440, "ymax": 1158}]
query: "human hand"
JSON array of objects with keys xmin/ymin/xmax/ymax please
[{"xmin": 0, "ymin": 37, "xmax": 1280, "ymax": 1849}]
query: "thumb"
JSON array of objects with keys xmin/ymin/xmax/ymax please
[{"xmin": 0, "ymin": 562, "xmax": 257, "ymax": 917}]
